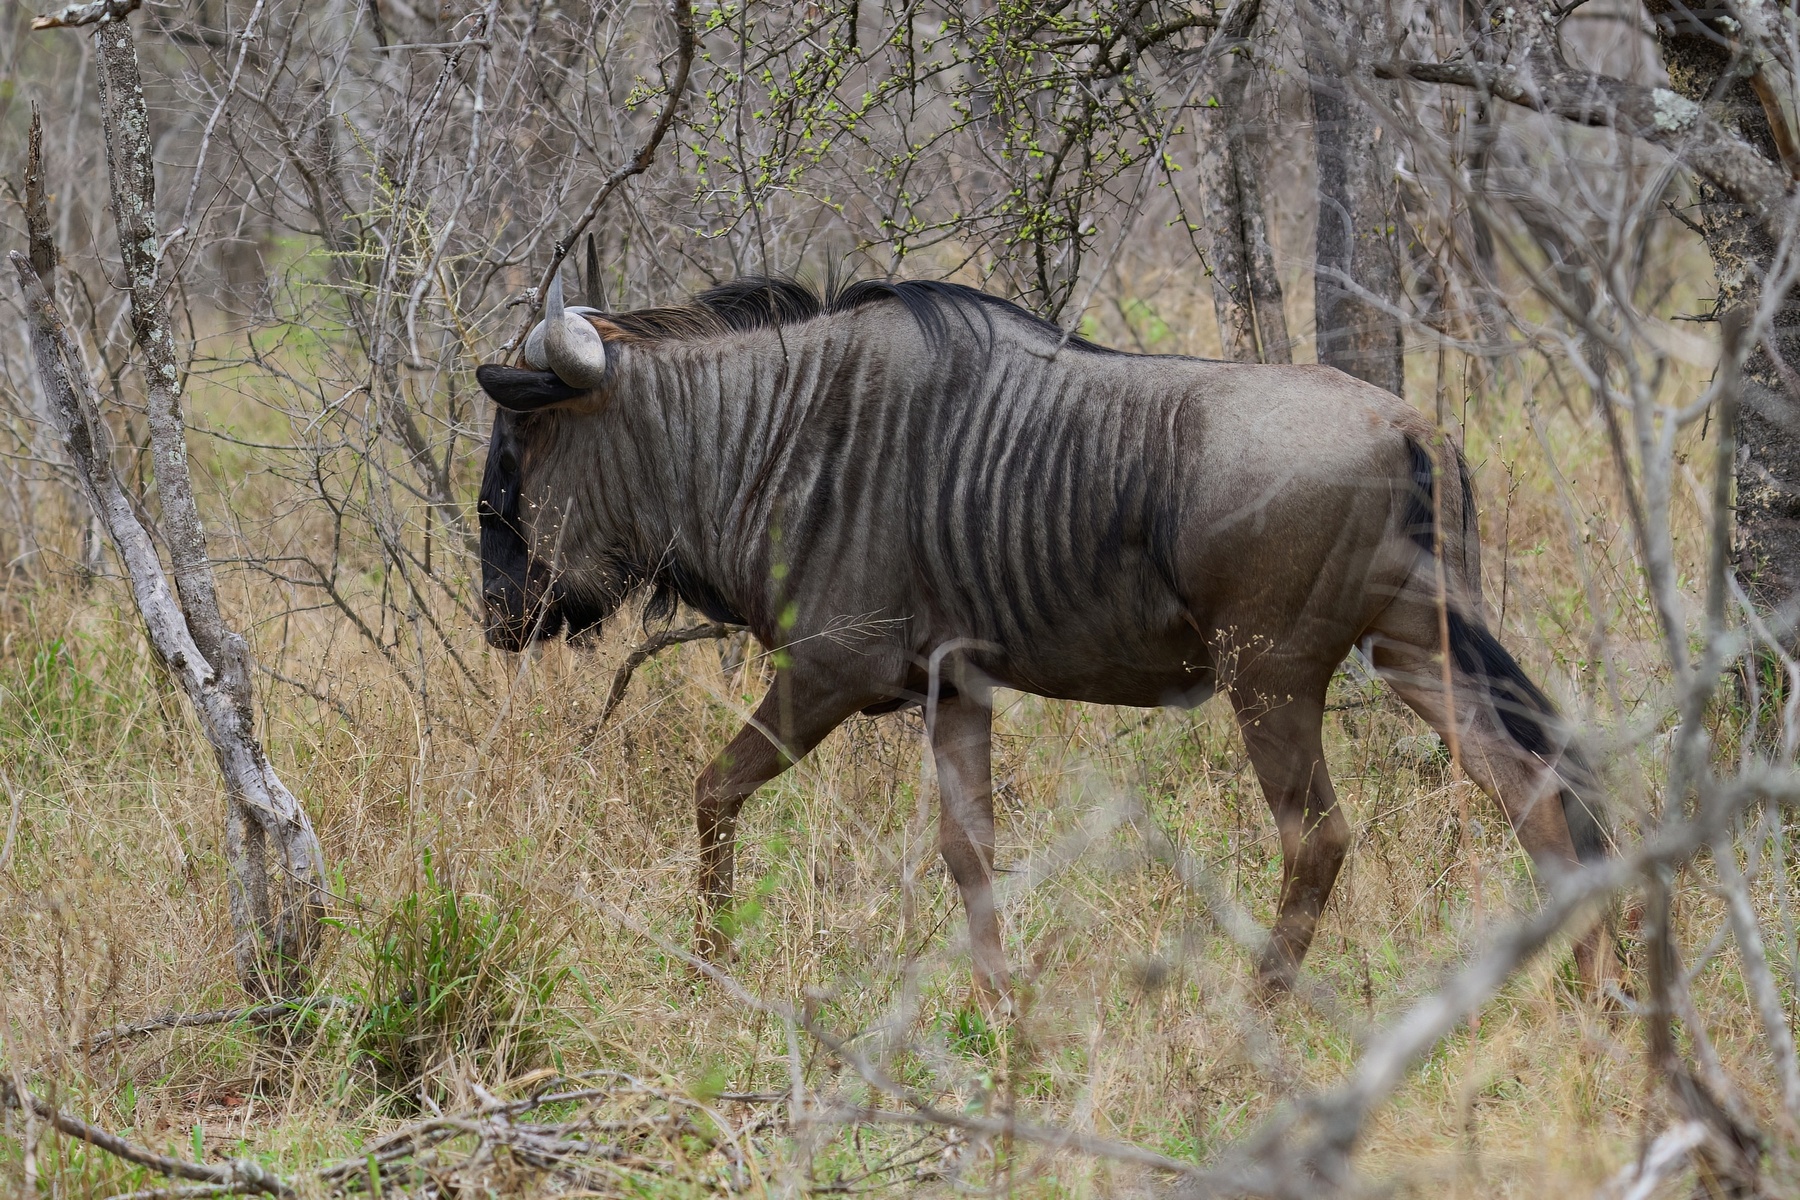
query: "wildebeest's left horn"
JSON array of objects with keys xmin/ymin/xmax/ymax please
[{"xmin": 528, "ymin": 272, "xmax": 608, "ymax": 389}]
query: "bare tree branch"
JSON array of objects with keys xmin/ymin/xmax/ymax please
[
  {"xmin": 82, "ymin": 996, "xmax": 353, "ymax": 1053},
  {"xmin": 595, "ymin": 621, "xmax": 740, "ymax": 729},
  {"xmin": 1376, "ymin": 58, "xmax": 1793, "ymax": 225},
  {"xmin": 30, "ymin": 0, "xmax": 138, "ymax": 31},
  {"xmin": 0, "ymin": 1078, "xmax": 291, "ymax": 1197}
]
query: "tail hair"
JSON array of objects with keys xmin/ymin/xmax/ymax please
[{"xmin": 1402, "ymin": 437, "xmax": 1609, "ymax": 863}]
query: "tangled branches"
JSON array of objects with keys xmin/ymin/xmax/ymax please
[{"xmin": 4, "ymin": 1069, "xmax": 791, "ymax": 1199}]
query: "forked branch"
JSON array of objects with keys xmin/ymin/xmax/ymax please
[
  {"xmin": 22, "ymin": 5, "xmax": 330, "ymax": 995},
  {"xmin": 595, "ymin": 621, "xmax": 742, "ymax": 728},
  {"xmin": 10, "ymin": 252, "xmax": 325, "ymax": 997}
]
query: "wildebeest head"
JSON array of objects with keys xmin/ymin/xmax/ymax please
[
  {"xmin": 474, "ymin": 273, "xmax": 610, "ymax": 650},
  {"xmin": 475, "ymin": 411, "xmax": 552, "ymax": 649},
  {"xmin": 474, "ymin": 268, "xmax": 943, "ymax": 648}
]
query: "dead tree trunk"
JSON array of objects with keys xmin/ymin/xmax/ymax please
[
  {"xmin": 25, "ymin": 0, "xmax": 325, "ymax": 996},
  {"xmin": 9, "ymin": 105, "xmax": 64, "ymax": 579},
  {"xmin": 1197, "ymin": 0, "xmax": 1291, "ymax": 364},
  {"xmin": 1306, "ymin": 0, "xmax": 1405, "ymax": 394}
]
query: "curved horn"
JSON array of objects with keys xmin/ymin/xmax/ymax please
[{"xmin": 539, "ymin": 272, "xmax": 609, "ymax": 389}]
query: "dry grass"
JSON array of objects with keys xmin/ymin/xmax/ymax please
[{"xmin": 1, "ymin": 276, "xmax": 1785, "ymax": 1198}]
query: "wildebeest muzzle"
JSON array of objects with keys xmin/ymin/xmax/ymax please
[
  {"xmin": 473, "ymin": 269, "xmax": 611, "ymax": 650},
  {"xmin": 480, "ymin": 531, "xmax": 564, "ymax": 652},
  {"xmin": 476, "ymin": 412, "xmax": 567, "ymax": 650}
]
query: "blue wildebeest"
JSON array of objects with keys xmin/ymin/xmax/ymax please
[{"xmin": 475, "ymin": 272, "xmax": 1610, "ymax": 998}]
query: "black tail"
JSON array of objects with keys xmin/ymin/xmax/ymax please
[{"xmin": 1402, "ymin": 438, "xmax": 1608, "ymax": 863}]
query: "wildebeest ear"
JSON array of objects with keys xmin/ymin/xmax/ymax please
[{"xmin": 475, "ymin": 365, "xmax": 583, "ymax": 412}]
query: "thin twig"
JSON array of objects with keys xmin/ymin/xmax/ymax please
[
  {"xmin": 592, "ymin": 622, "xmax": 741, "ymax": 729},
  {"xmin": 523, "ymin": 0, "xmax": 697, "ymax": 334},
  {"xmin": 252, "ymin": 663, "xmax": 357, "ymax": 726}
]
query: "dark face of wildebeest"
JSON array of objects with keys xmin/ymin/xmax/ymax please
[
  {"xmin": 475, "ymin": 411, "xmax": 548, "ymax": 651},
  {"xmin": 476, "ymin": 403, "xmax": 618, "ymax": 651},
  {"xmin": 475, "ymin": 268, "xmax": 611, "ymax": 650}
]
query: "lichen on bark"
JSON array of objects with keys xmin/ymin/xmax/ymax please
[{"xmin": 1647, "ymin": 0, "xmax": 1800, "ymax": 617}]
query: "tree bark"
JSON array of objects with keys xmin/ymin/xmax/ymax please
[
  {"xmin": 24, "ymin": 106, "xmax": 56, "ymax": 284},
  {"xmin": 1197, "ymin": 0, "xmax": 1290, "ymax": 364},
  {"xmin": 1380, "ymin": 1, "xmax": 1800, "ymax": 615},
  {"xmin": 1646, "ymin": 0, "xmax": 1800, "ymax": 618},
  {"xmin": 13, "ymin": 105, "xmax": 58, "ymax": 577},
  {"xmin": 23, "ymin": 4, "xmax": 327, "ymax": 995},
  {"xmin": 1307, "ymin": 0, "xmax": 1404, "ymax": 394}
]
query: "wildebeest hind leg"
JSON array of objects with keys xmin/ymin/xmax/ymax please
[
  {"xmin": 1366, "ymin": 640, "xmax": 1577, "ymax": 865},
  {"xmin": 694, "ymin": 677, "xmax": 859, "ymax": 962},
  {"xmin": 928, "ymin": 693, "xmax": 1007, "ymax": 1004},
  {"xmin": 1231, "ymin": 676, "xmax": 1349, "ymax": 994},
  {"xmin": 1365, "ymin": 633, "xmax": 1616, "ymax": 993}
]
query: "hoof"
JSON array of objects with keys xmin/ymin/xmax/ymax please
[
  {"xmin": 693, "ymin": 920, "xmax": 738, "ymax": 969},
  {"xmin": 1255, "ymin": 952, "xmax": 1298, "ymax": 1001},
  {"xmin": 1573, "ymin": 924, "xmax": 1623, "ymax": 1004},
  {"xmin": 970, "ymin": 975, "xmax": 1013, "ymax": 1021}
]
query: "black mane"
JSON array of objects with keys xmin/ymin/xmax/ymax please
[{"xmin": 603, "ymin": 274, "xmax": 1121, "ymax": 356}]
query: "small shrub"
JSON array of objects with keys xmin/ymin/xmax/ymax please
[
  {"xmin": 940, "ymin": 1005, "xmax": 1000, "ymax": 1060},
  {"xmin": 336, "ymin": 851, "xmax": 569, "ymax": 1106}
]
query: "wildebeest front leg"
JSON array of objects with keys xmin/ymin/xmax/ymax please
[
  {"xmin": 694, "ymin": 680, "xmax": 853, "ymax": 961},
  {"xmin": 929, "ymin": 693, "xmax": 1008, "ymax": 1002},
  {"xmin": 1232, "ymin": 680, "xmax": 1349, "ymax": 993}
]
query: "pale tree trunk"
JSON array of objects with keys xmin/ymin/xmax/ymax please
[
  {"xmin": 1197, "ymin": 0, "xmax": 1291, "ymax": 364},
  {"xmin": 11, "ymin": 105, "xmax": 61, "ymax": 578},
  {"xmin": 23, "ymin": 0, "xmax": 326, "ymax": 996},
  {"xmin": 1306, "ymin": 0, "xmax": 1405, "ymax": 394}
]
